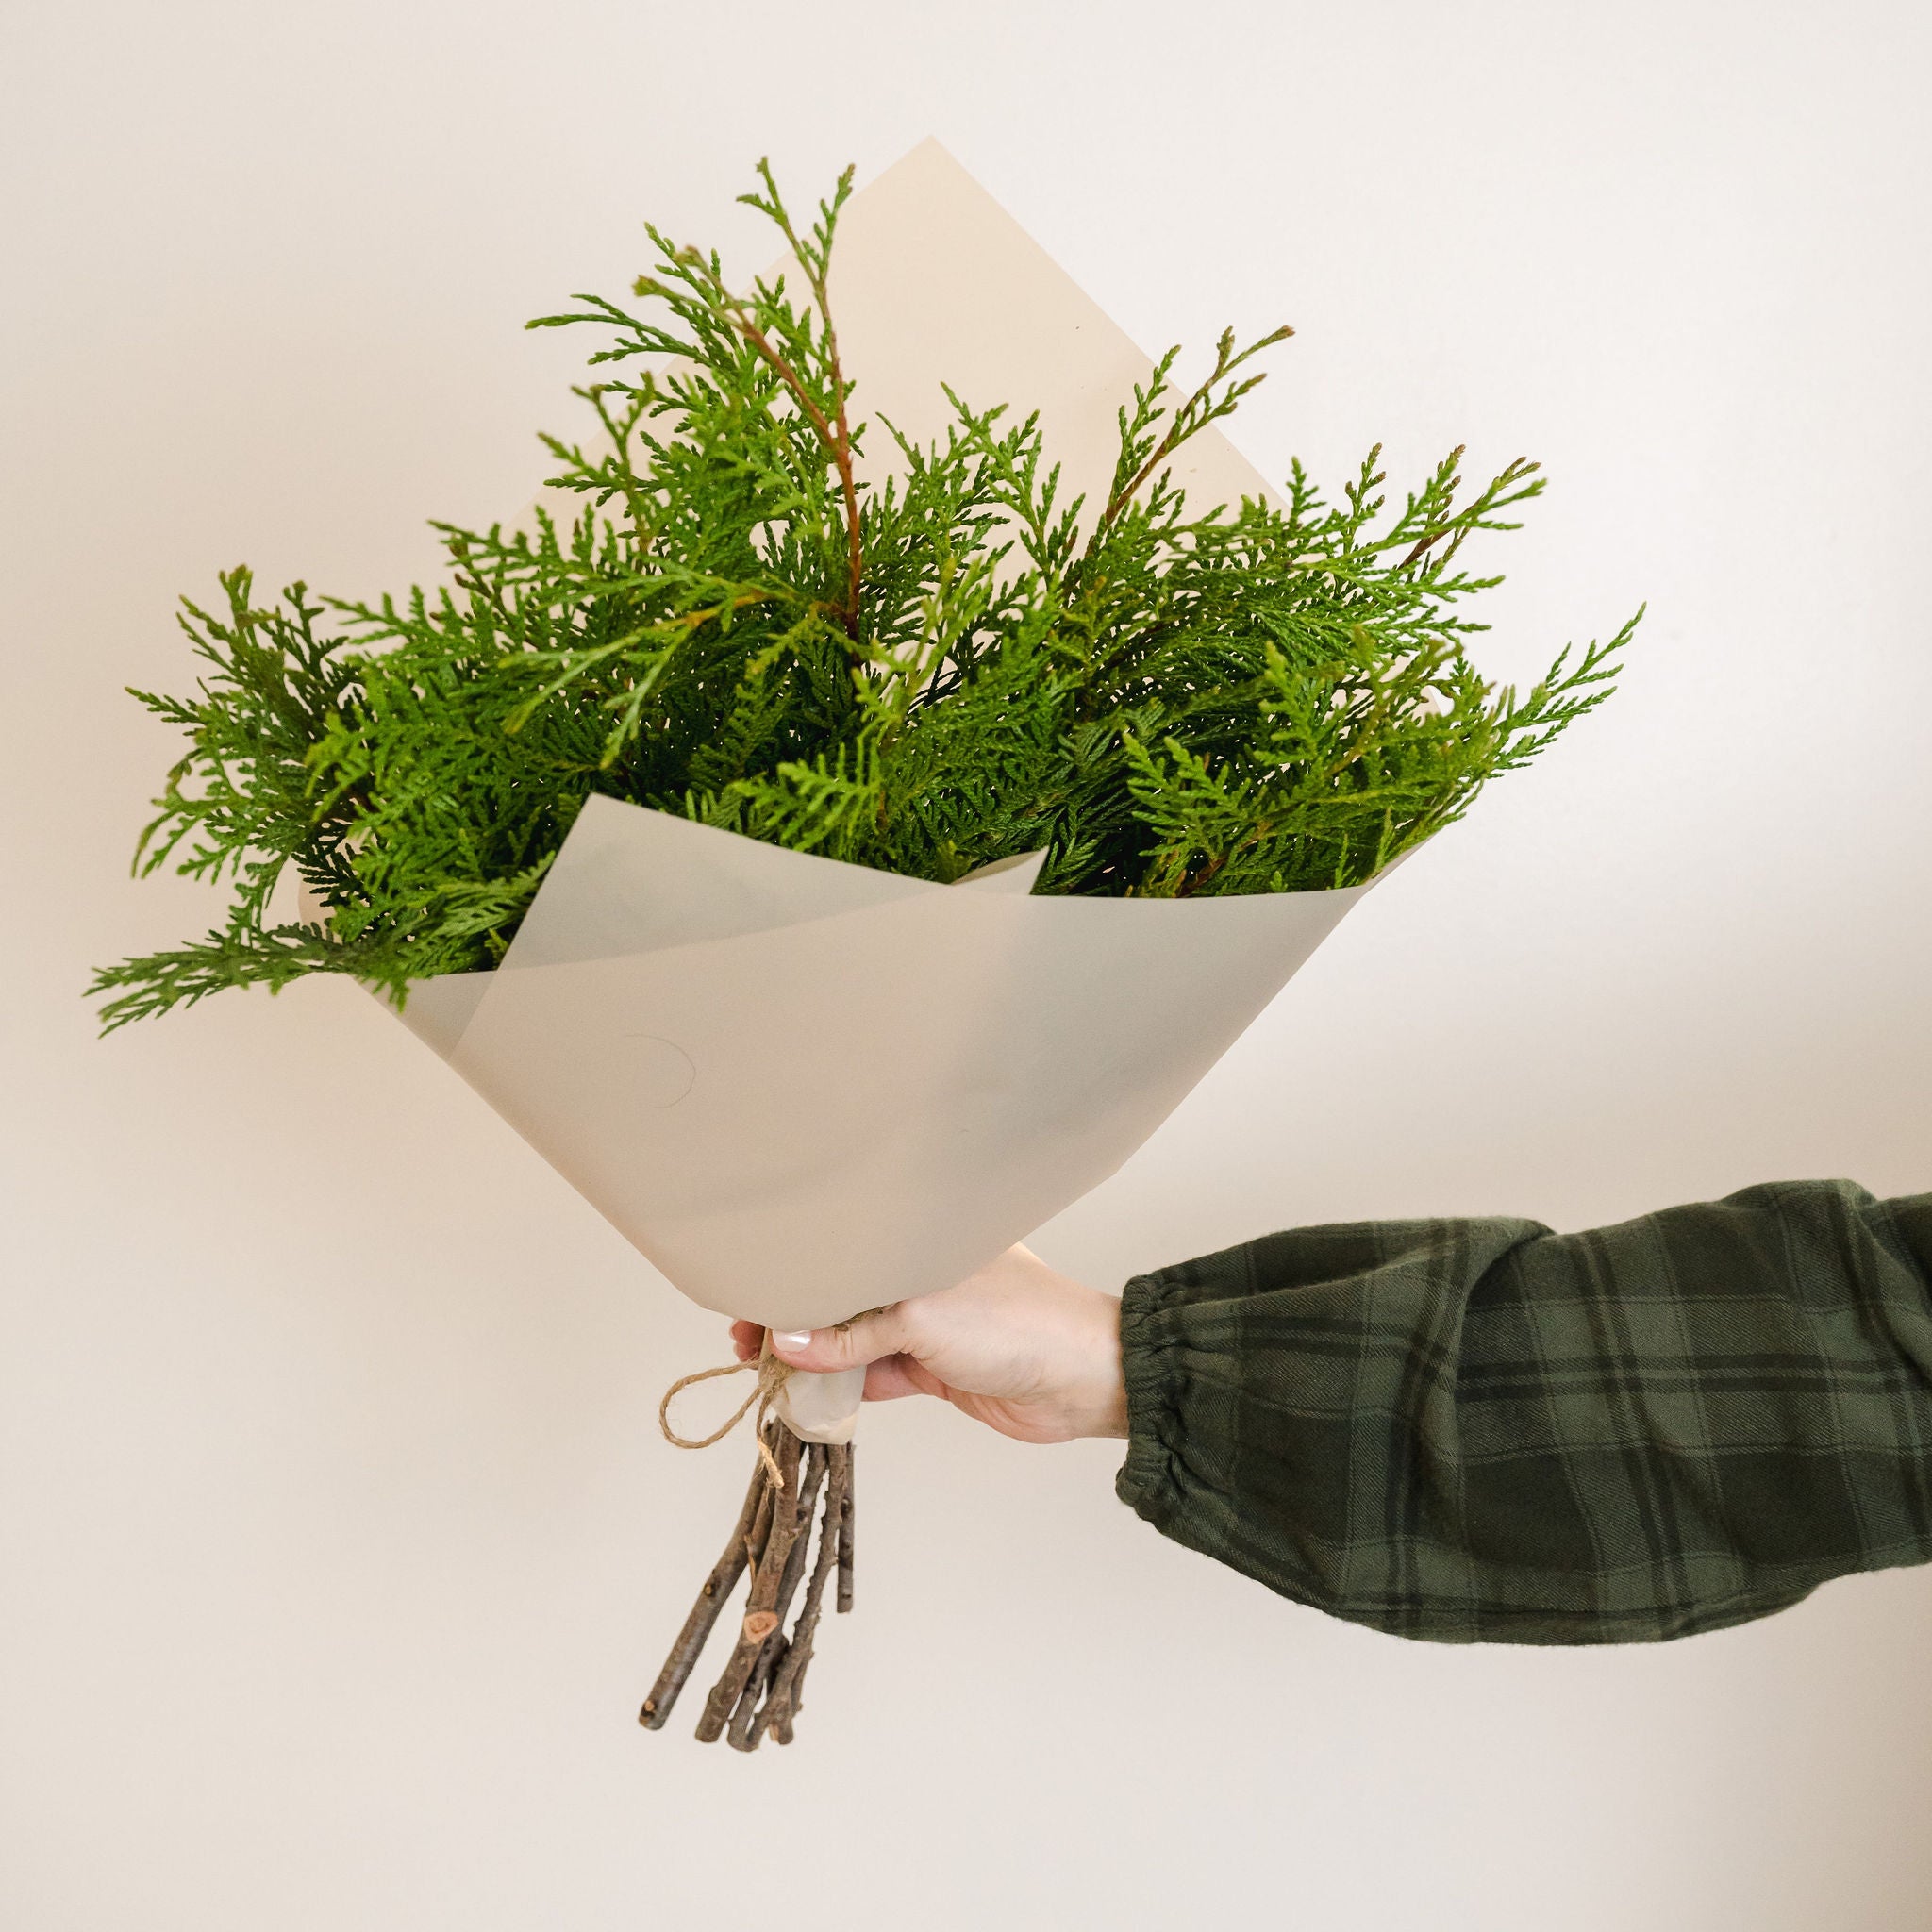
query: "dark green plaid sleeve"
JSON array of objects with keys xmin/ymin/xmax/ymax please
[{"xmin": 1116, "ymin": 1180, "xmax": 1932, "ymax": 1642}]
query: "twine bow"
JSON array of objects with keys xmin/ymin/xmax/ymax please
[{"xmin": 658, "ymin": 1332, "xmax": 793, "ymax": 1489}]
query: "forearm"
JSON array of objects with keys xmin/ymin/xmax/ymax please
[{"xmin": 1117, "ymin": 1180, "xmax": 1932, "ymax": 1642}]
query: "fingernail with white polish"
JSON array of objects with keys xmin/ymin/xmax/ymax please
[{"xmin": 772, "ymin": 1330, "xmax": 812, "ymax": 1351}]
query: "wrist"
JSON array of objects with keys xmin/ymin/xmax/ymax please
[
  {"xmin": 991, "ymin": 1244, "xmax": 1130, "ymax": 1441},
  {"xmin": 1067, "ymin": 1279, "xmax": 1130, "ymax": 1440}
]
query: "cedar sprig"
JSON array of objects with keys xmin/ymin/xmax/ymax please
[{"xmin": 91, "ymin": 159, "xmax": 1636, "ymax": 1030}]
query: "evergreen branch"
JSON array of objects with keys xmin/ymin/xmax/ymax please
[
  {"xmin": 739, "ymin": 160, "xmax": 864, "ymax": 635},
  {"xmin": 1093, "ymin": 324, "xmax": 1293, "ymax": 540},
  {"xmin": 88, "ymin": 924, "xmax": 357, "ymax": 1032},
  {"xmin": 94, "ymin": 160, "xmax": 1634, "ymax": 1032}
]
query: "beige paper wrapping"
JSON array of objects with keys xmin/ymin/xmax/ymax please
[
  {"xmin": 408, "ymin": 795, "xmax": 1371, "ymax": 1338},
  {"xmin": 371, "ymin": 142, "xmax": 1385, "ymax": 1438}
]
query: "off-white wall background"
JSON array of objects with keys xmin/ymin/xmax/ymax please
[{"xmin": 4, "ymin": 3, "xmax": 1929, "ymax": 1927}]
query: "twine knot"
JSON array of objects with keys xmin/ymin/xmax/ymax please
[{"xmin": 658, "ymin": 1338, "xmax": 793, "ymax": 1489}]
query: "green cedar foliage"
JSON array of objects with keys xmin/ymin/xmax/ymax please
[{"xmin": 92, "ymin": 161, "xmax": 1634, "ymax": 1031}]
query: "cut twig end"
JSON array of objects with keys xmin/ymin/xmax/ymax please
[{"xmin": 741, "ymin": 1609, "xmax": 781, "ymax": 1642}]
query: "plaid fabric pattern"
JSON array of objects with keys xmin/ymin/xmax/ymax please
[{"xmin": 1117, "ymin": 1181, "xmax": 1932, "ymax": 1642}]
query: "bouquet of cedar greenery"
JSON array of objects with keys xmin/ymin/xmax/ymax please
[{"xmin": 93, "ymin": 159, "xmax": 1632, "ymax": 1748}]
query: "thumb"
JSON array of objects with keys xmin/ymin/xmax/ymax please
[{"xmin": 769, "ymin": 1306, "xmax": 909, "ymax": 1374}]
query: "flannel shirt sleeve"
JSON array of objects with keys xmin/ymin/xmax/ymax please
[{"xmin": 1115, "ymin": 1180, "xmax": 1932, "ymax": 1642}]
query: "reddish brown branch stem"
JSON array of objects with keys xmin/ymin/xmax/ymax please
[{"xmin": 719, "ymin": 309, "xmax": 863, "ymax": 642}]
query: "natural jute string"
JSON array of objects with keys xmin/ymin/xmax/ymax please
[{"xmin": 658, "ymin": 1333, "xmax": 792, "ymax": 1489}]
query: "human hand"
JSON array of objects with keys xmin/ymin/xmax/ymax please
[{"xmin": 730, "ymin": 1244, "xmax": 1128, "ymax": 1445}]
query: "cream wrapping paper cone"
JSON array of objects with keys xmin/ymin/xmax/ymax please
[
  {"xmin": 389, "ymin": 796, "xmax": 1376, "ymax": 1437},
  {"xmin": 422, "ymin": 797, "xmax": 1374, "ymax": 1334},
  {"xmin": 358, "ymin": 141, "xmax": 1391, "ymax": 1440}
]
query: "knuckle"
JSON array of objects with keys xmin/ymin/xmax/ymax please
[{"xmin": 831, "ymin": 1306, "xmax": 899, "ymax": 1367}]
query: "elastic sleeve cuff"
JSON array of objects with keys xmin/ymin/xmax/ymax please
[{"xmin": 1113, "ymin": 1266, "xmax": 1242, "ymax": 1564}]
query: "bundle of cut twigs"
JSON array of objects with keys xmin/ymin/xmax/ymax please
[{"xmin": 640, "ymin": 1423, "xmax": 853, "ymax": 1749}]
